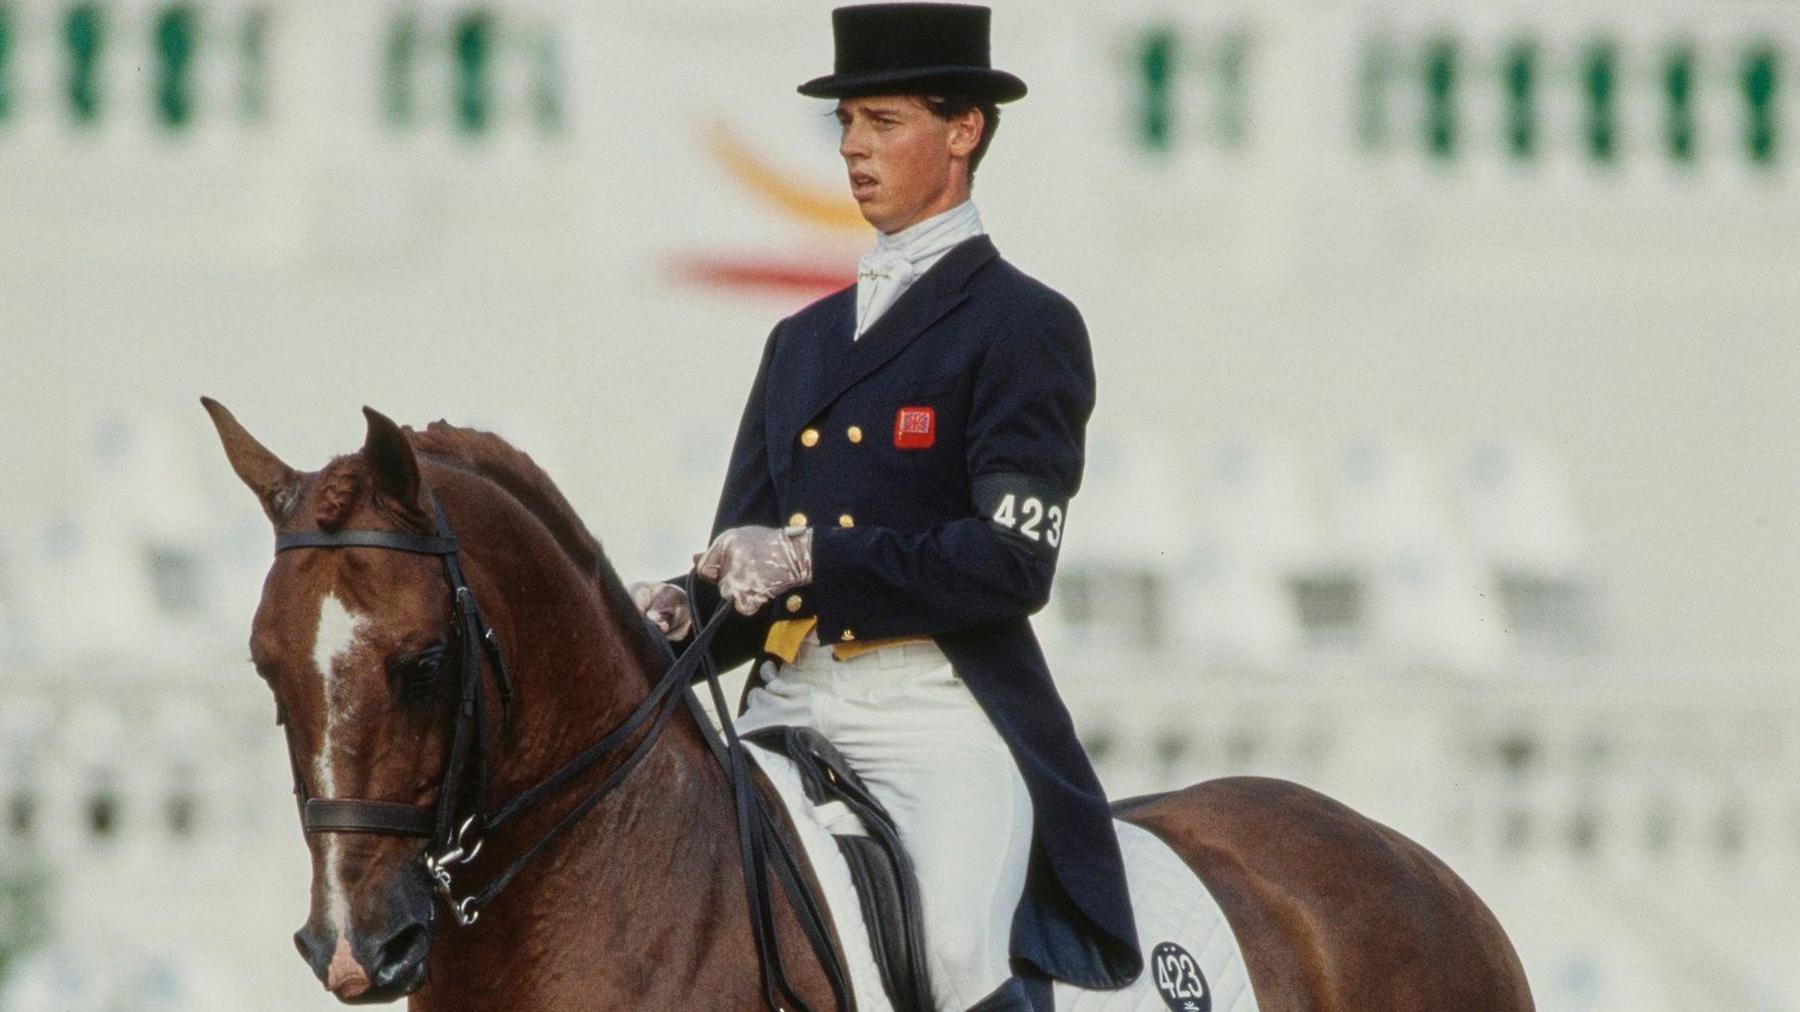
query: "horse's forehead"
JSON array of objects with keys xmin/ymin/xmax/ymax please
[
  {"xmin": 312, "ymin": 591, "xmax": 371, "ymax": 677},
  {"xmin": 252, "ymin": 550, "xmax": 416, "ymax": 659},
  {"xmin": 249, "ymin": 457, "xmax": 451, "ymax": 660}
]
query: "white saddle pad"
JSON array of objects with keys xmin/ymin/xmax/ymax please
[{"xmin": 745, "ymin": 743, "xmax": 1262, "ymax": 1012}]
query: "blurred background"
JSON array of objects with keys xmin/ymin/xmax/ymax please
[{"xmin": 1, "ymin": 0, "xmax": 1797, "ymax": 1008}]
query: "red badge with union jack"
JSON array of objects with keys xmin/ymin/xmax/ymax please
[{"xmin": 893, "ymin": 406, "xmax": 936, "ymax": 449}]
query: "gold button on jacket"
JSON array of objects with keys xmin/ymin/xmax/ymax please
[
  {"xmin": 846, "ymin": 425, "xmax": 863, "ymax": 443},
  {"xmin": 784, "ymin": 593, "xmax": 803, "ymax": 613},
  {"xmin": 789, "ymin": 512, "xmax": 808, "ymax": 527},
  {"xmin": 838, "ymin": 513, "xmax": 855, "ymax": 528},
  {"xmin": 800, "ymin": 428, "xmax": 820, "ymax": 447}
]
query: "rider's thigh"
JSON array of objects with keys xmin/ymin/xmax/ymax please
[{"xmin": 833, "ymin": 667, "xmax": 1035, "ymax": 1010}]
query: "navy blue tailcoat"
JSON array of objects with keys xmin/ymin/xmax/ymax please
[{"xmin": 683, "ymin": 235, "xmax": 1140, "ymax": 990}]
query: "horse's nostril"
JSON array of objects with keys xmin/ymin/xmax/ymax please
[
  {"xmin": 294, "ymin": 926, "xmax": 333, "ymax": 980},
  {"xmin": 371, "ymin": 922, "xmax": 431, "ymax": 987}
]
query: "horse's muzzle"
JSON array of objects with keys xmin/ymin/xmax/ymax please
[{"xmin": 294, "ymin": 864, "xmax": 436, "ymax": 1004}]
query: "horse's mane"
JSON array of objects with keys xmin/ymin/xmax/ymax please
[{"xmin": 405, "ymin": 420, "xmax": 663, "ymax": 659}]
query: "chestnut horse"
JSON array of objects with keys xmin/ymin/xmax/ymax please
[{"xmin": 204, "ymin": 399, "xmax": 1533, "ymax": 1010}]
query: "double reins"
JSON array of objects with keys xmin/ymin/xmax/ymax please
[{"xmin": 274, "ymin": 498, "xmax": 851, "ymax": 1011}]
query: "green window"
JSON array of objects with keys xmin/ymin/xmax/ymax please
[
  {"xmin": 531, "ymin": 30, "xmax": 563, "ymax": 135},
  {"xmin": 240, "ymin": 8, "xmax": 269, "ymax": 122},
  {"xmin": 452, "ymin": 11, "xmax": 493, "ymax": 135},
  {"xmin": 1581, "ymin": 41, "xmax": 1618, "ymax": 164},
  {"xmin": 1357, "ymin": 35, "xmax": 1393, "ymax": 151},
  {"xmin": 1135, "ymin": 25, "xmax": 1176, "ymax": 151},
  {"xmin": 1742, "ymin": 43, "xmax": 1779, "ymax": 166},
  {"xmin": 1663, "ymin": 44, "xmax": 1696, "ymax": 164},
  {"xmin": 66, "ymin": 2, "xmax": 105, "ymax": 125},
  {"xmin": 1423, "ymin": 36, "xmax": 1458, "ymax": 159},
  {"xmin": 1213, "ymin": 29, "xmax": 1248, "ymax": 148},
  {"xmin": 383, "ymin": 10, "xmax": 417, "ymax": 128},
  {"xmin": 1501, "ymin": 40, "xmax": 1537, "ymax": 160},
  {"xmin": 0, "ymin": 4, "xmax": 14, "ymax": 124},
  {"xmin": 153, "ymin": 4, "xmax": 197, "ymax": 129}
]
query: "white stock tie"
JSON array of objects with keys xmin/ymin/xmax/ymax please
[
  {"xmin": 855, "ymin": 248, "xmax": 918, "ymax": 339},
  {"xmin": 852, "ymin": 200, "xmax": 984, "ymax": 340}
]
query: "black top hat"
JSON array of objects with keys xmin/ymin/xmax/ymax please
[{"xmin": 797, "ymin": 3, "xmax": 1027, "ymax": 103}]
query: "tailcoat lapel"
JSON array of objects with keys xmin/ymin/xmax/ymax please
[{"xmin": 797, "ymin": 235, "xmax": 999, "ymax": 433}]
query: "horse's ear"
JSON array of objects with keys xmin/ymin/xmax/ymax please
[
  {"xmin": 201, "ymin": 397, "xmax": 301, "ymax": 523},
  {"xmin": 361, "ymin": 406, "xmax": 423, "ymax": 513}
]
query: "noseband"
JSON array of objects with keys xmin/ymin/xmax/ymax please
[{"xmin": 274, "ymin": 500, "xmax": 727, "ymax": 929}]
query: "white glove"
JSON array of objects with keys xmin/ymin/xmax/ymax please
[
  {"xmin": 627, "ymin": 580, "xmax": 693, "ymax": 640},
  {"xmin": 694, "ymin": 525, "xmax": 814, "ymax": 616}
]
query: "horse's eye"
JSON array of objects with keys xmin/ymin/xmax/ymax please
[{"xmin": 387, "ymin": 644, "xmax": 446, "ymax": 700}]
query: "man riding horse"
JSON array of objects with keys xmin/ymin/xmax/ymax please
[
  {"xmin": 631, "ymin": 4, "xmax": 1140, "ymax": 1007},
  {"xmin": 205, "ymin": 7, "xmax": 1536, "ymax": 1004}
]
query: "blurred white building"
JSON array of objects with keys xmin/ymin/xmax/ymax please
[{"xmin": 1, "ymin": 1, "xmax": 1796, "ymax": 1009}]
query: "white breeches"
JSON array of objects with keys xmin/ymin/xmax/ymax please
[{"xmin": 736, "ymin": 636, "xmax": 1035, "ymax": 1011}]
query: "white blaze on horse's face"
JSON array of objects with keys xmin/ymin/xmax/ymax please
[{"xmin": 311, "ymin": 590, "xmax": 370, "ymax": 932}]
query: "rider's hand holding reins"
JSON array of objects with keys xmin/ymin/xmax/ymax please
[
  {"xmin": 695, "ymin": 524, "xmax": 814, "ymax": 615},
  {"xmin": 627, "ymin": 580, "xmax": 694, "ymax": 640}
]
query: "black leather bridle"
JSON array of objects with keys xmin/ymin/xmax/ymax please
[{"xmin": 272, "ymin": 497, "xmax": 852, "ymax": 1010}]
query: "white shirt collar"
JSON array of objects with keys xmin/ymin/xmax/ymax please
[
  {"xmin": 874, "ymin": 200, "xmax": 985, "ymax": 272},
  {"xmin": 853, "ymin": 200, "xmax": 986, "ymax": 339}
]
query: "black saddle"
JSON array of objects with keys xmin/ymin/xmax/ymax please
[{"xmin": 743, "ymin": 725, "xmax": 935, "ymax": 1012}]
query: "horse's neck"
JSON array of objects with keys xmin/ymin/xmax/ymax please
[{"xmin": 419, "ymin": 539, "xmax": 750, "ymax": 1008}]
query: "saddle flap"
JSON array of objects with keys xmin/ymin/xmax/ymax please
[{"xmin": 744, "ymin": 725, "xmax": 934, "ymax": 1012}]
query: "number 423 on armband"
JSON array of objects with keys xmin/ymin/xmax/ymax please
[{"xmin": 990, "ymin": 493, "xmax": 1063, "ymax": 547}]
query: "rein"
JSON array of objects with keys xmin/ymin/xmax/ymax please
[{"xmin": 274, "ymin": 499, "xmax": 851, "ymax": 1011}]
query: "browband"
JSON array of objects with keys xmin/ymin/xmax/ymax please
[{"xmin": 276, "ymin": 530, "xmax": 459, "ymax": 555}]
